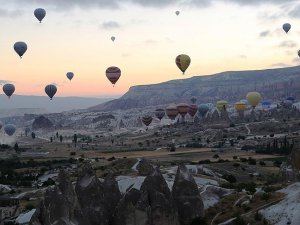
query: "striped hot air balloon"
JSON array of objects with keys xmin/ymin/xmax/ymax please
[
  {"xmin": 142, "ymin": 116, "xmax": 153, "ymax": 127},
  {"xmin": 188, "ymin": 104, "xmax": 198, "ymax": 117},
  {"xmin": 106, "ymin": 66, "xmax": 121, "ymax": 86},
  {"xmin": 177, "ymin": 103, "xmax": 189, "ymax": 118},
  {"xmin": 45, "ymin": 84, "xmax": 57, "ymax": 100},
  {"xmin": 155, "ymin": 109, "xmax": 165, "ymax": 120},
  {"xmin": 166, "ymin": 104, "xmax": 179, "ymax": 120}
]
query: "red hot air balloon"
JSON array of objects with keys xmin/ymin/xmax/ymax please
[
  {"xmin": 177, "ymin": 103, "xmax": 189, "ymax": 118},
  {"xmin": 166, "ymin": 104, "xmax": 179, "ymax": 120},
  {"xmin": 188, "ymin": 104, "xmax": 198, "ymax": 117},
  {"xmin": 106, "ymin": 66, "xmax": 121, "ymax": 86},
  {"xmin": 155, "ymin": 109, "xmax": 165, "ymax": 120},
  {"xmin": 142, "ymin": 116, "xmax": 153, "ymax": 127}
]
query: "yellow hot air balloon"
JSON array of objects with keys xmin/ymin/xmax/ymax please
[
  {"xmin": 216, "ymin": 100, "xmax": 228, "ymax": 111},
  {"xmin": 175, "ymin": 54, "xmax": 191, "ymax": 74},
  {"xmin": 235, "ymin": 102, "xmax": 246, "ymax": 112},
  {"xmin": 246, "ymin": 92, "xmax": 262, "ymax": 108}
]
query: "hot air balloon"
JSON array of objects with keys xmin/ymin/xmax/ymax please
[
  {"xmin": 298, "ymin": 50, "xmax": 300, "ymax": 58},
  {"xmin": 0, "ymin": 121, "xmax": 3, "ymax": 130},
  {"xmin": 45, "ymin": 84, "xmax": 57, "ymax": 100},
  {"xmin": 286, "ymin": 96, "xmax": 295, "ymax": 103},
  {"xmin": 4, "ymin": 124, "xmax": 16, "ymax": 136},
  {"xmin": 240, "ymin": 99, "xmax": 248, "ymax": 105},
  {"xmin": 177, "ymin": 103, "xmax": 189, "ymax": 118},
  {"xmin": 142, "ymin": 116, "xmax": 153, "ymax": 127},
  {"xmin": 3, "ymin": 84, "xmax": 15, "ymax": 98},
  {"xmin": 246, "ymin": 92, "xmax": 262, "ymax": 108},
  {"xmin": 206, "ymin": 103, "xmax": 215, "ymax": 111},
  {"xmin": 175, "ymin": 11, "xmax": 180, "ymax": 16},
  {"xmin": 188, "ymin": 104, "xmax": 198, "ymax": 117},
  {"xmin": 216, "ymin": 100, "xmax": 228, "ymax": 111},
  {"xmin": 235, "ymin": 102, "xmax": 246, "ymax": 112},
  {"xmin": 283, "ymin": 23, "xmax": 291, "ymax": 33},
  {"xmin": 14, "ymin": 42, "xmax": 27, "ymax": 58},
  {"xmin": 155, "ymin": 109, "xmax": 165, "ymax": 120},
  {"xmin": 34, "ymin": 8, "xmax": 46, "ymax": 23},
  {"xmin": 106, "ymin": 66, "xmax": 121, "ymax": 86},
  {"xmin": 190, "ymin": 97, "xmax": 197, "ymax": 104},
  {"xmin": 198, "ymin": 104, "xmax": 210, "ymax": 117},
  {"xmin": 166, "ymin": 104, "xmax": 179, "ymax": 120},
  {"xmin": 66, "ymin": 72, "xmax": 74, "ymax": 81},
  {"xmin": 111, "ymin": 36, "xmax": 116, "ymax": 42},
  {"xmin": 175, "ymin": 54, "xmax": 191, "ymax": 75},
  {"xmin": 261, "ymin": 100, "xmax": 272, "ymax": 111}
]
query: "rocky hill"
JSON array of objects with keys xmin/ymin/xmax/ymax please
[{"xmin": 90, "ymin": 66, "xmax": 300, "ymax": 111}]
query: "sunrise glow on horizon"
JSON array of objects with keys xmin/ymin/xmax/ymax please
[{"xmin": 1, "ymin": 0, "xmax": 300, "ymax": 97}]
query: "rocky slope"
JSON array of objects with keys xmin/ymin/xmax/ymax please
[
  {"xmin": 90, "ymin": 66, "xmax": 300, "ymax": 111},
  {"xmin": 30, "ymin": 163, "xmax": 205, "ymax": 225}
]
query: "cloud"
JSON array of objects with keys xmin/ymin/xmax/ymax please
[
  {"xmin": 145, "ymin": 39, "xmax": 158, "ymax": 45},
  {"xmin": 0, "ymin": 8, "xmax": 24, "ymax": 18},
  {"xmin": 259, "ymin": 30, "xmax": 271, "ymax": 37},
  {"xmin": 0, "ymin": 80, "xmax": 12, "ymax": 85},
  {"xmin": 278, "ymin": 40, "xmax": 297, "ymax": 48},
  {"xmin": 239, "ymin": 55, "xmax": 247, "ymax": 59},
  {"xmin": 101, "ymin": 21, "xmax": 121, "ymax": 30},
  {"xmin": 288, "ymin": 3, "xmax": 300, "ymax": 18},
  {"xmin": 270, "ymin": 63, "xmax": 291, "ymax": 68}
]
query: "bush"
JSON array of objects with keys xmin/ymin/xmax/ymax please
[
  {"xmin": 248, "ymin": 157, "xmax": 257, "ymax": 165},
  {"xmin": 190, "ymin": 217, "xmax": 207, "ymax": 225},
  {"xmin": 273, "ymin": 160, "xmax": 282, "ymax": 167},
  {"xmin": 222, "ymin": 174, "xmax": 237, "ymax": 183},
  {"xmin": 25, "ymin": 203, "xmax": 35, "ymax": 210},
  {"xmin": 259, "ymin": 161, "xmax": 266, "ymax": 166},
  {"xmin": 233, "ymin": 156, "xmax": 238, "ymax": 160},
  {"xmin": 269, "ymin": 134, "xmax": 274, "ymax": 137},
  {"xmin": 233, "ymin": 163, "xmax": 240, "ymax": 168},
  {"xmin": 213, "ymin": 154, "xmax": 219, "ymax": 159}
]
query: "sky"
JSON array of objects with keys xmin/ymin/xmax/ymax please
[{"xmin": 0, "ymin": 0, "xmax": 300, "ymax": 97}]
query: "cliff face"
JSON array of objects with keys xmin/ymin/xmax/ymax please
[
  {"xmin": 89, "ymin": 66, "xmax": 300, "ymax": 111},
  {"xmin": 30, "ymin": 164, "xmax": 205, "ymax": 225},
  {"xmin": 32, "ymin": 115, "xmax": 54, "ymax": 130}
]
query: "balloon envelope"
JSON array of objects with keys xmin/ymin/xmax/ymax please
[
  {"xmin": 166, "ymin": 104, "xmax": 179, "ymax": 120},
  {"xmin": 155, "ymin": 109, "xmax": 165, "ymax": 120},
  {"xmin": 206, "ymin": 103, "xmax": 215, "ymax": 111},
  {"xmin": 188, "ymin": 104, "xmax": 198, "ymax": 117},
  {"xmin": 175, "ymin": 11, "xmax": 180, "ymax": 15},
  {"xmin": 45, "ymin": 84, "xmax": 57, "ymax": 100},
  {"xmin": 177, "ymin": 103, "xmax": 189, "ymax": 117},
  {"xmin": 216, "ymin": 100, "xmax": 228, "ymax": 111},
  {"xmin": 198, "ymin": 104, "xmax": 209, "ymax": 117},
  {"xmin": 3, "ymin": 84, "xmax": 15, "ymax": 98},
  {"xmin": 34, "ymin": 8, "xmax": 46, "ymax": 23},
  {"xmin": 235, "ymin": 102, "xmax": 246, "ymax": 112},
  {"xmin": 4, "ymin": 124, "xmax": 16, "ymax": 136},
  {"xmin": 14, "ymin": 42, "xmax": 27, "ymax": 58},
  {"xmin": 246, "ymin": 92, "xmax": 262, "ymax": 108},
  {"xmin": 66, "ymin": 72, "xmax": 74, "ymax": 81},
  {"xmin": 106, "ymin": 66, "xmax": 121, "ymax": 86},
  {"xmin": 175, "ymin": 54, "xmax": 191, "ymax": 74},
  {"xmin": 111, "ymin": 36, "xmax": 116, "ymax": 42},
  {"xmin": 283, "ymin": 23, "xmax": 291, "ymax": 33},
  {"xmin": 286, "ymin": 96, "xmax": 295, "ymax": 103},
  {"xmin": 142, "ymin": 116, "xmax": 153, "ymax": 127}
]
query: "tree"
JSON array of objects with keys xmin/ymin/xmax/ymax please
[
  {"xmin": 73, "ymin": 134, "xmax": 77, "ymax": 147},
  {"xmin": 56, "ymin": 132, "xmax": 59, "ymax": 138},
  {"xmin": 59, "ymin": 135, "xmax": 63, "ymax": 143},
  {"xmin": 31, "ymin": 132, "xmax": 36, "ymax": 139},
  {"xmin": 50, "ymin": 137, "xmax": 53, "ymax": 142},
  {"xmin": 111, "ymin": 139, "xmax": 114, "ymax": 145},
  {"xmin": 14, "ymin": 142, "xmax": 19, "ymax": 153}
]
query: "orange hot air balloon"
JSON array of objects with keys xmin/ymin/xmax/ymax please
[
  {"xmin": 188, "ymin": 104, "xmax": 198, "ymax": 117},
  {"xmin": 177, "ymin": 103, "xmax": 189, "ymax": 118},
  {"xmin": 106, "ymin": 66, "xmax": 121, "ymax": 86},
  {"xmin": 235, "ymin": 102, "xmax": 246, "ymax": 112},
  {"xmin": 142, "ymin": 116, "xmax": 153, "ymax": 127},
  {"xmin": 166, "ymin": 104, "xmax": 179, "ymax": 120}
]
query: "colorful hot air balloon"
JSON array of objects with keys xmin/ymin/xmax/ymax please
[
  {"xmin": 175, "ymin": 11, "xmax": 180, "ymax": 16},
  {"xmin": 142, "ymin": 116, "xmax": 153, "ymax": 127},
  {"xmin": 155, "ymin": 109, "xmax": 165, "ymax": 120},
  {"xmin": 111, "ymin": 36, "xmax": 116, "ymax": 42},
  {"xmin": 45, "ymin": 84, "xmax": 57, "ymax": 100},
  {"xmin": 246, "ymin": 92, "xmax": 262, "ymax": 108},
  {"xmin": 14, "ymin": 42, "xmax": 27, "ymax": 58},
  {"xmin": 286, "ymin": 96, "xmax": 295, "ymax": 103},
  {"xmin": 198, "ymin": 104, "xmax": 210, "ymax": 117},
  {"xmin": 177, "ymin": 103, "xmax": 189, "ymax": 118},
  {"xmin": 206, "ymin": 103, "xmax": 215, "ymax": 111},
  {"xmin": 66, "ymin": 72, "xmax": 74, "ymax": 81},
  {"xmin": 106, "ymin": 66, "xmax": 121, "ymax": 86},
  {"xmin": 283, "ymin": 23, "xmax": 291, "ymax": 33},
  {"xmin": 175, "ymin": 54, "xmax": 191, "ymax": 75},
  {"xmin": 166, "ymin": 104, "xmax": 179, "ymax": 120},
  {"xmin": 3, "ymin": 84, "xmax": 15, "ymax": 98},
  {"xmin": 4, "ymin": 124, "xmax": 16, "ymax": 136},
  {"xmin": 261, "ymin": 100, "xmax": 272, "ymax": 110},
  {"xmin": 188, "ymin": 104, "xmax": 198, "ymax": 117},
  {"xmin": 235, "ymin": 102, "xmax": 246, "ymax": 112},
  {"xmin": 216, "ymin": 100, "xmax": 228, "ymax": 111},
  {"xmin": 34, "ymin": 8, "xmax": 46, "ymax": 23}
]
